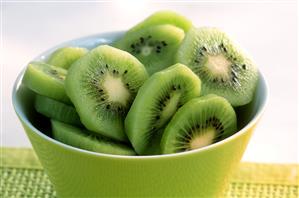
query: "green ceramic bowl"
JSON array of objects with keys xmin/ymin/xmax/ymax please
[{"xmin": 12, "ymin": 31, "xmax": 268, "ymax": 197}]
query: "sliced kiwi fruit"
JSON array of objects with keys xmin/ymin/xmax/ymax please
[
  {"xmin": 125, "ymin": 63, "xmax": 202, "ymax": 154},
  {"xmin": 114, "ymin": 25, "xmax": 185, "ymax": 74},
  {"xmin": 65, "ymin": 45, "xmax": 148, "ymax": 142},
  {"xmin": 23, "ymin": 62, "xmax": 70, "ymax": 104},
  {"xmin": 47, "ymin": 47, "xmax": 88, "ymax": 69},
  {"xmin": 127, "ymin": 10, "xmax": 193, "ymax": 33},
  {"xmin": 176, "ymin": 27, "xmax": 259, "ymax": 106},
  {"xmin": 51, "ymin": 120, "xmax": 136, "ymax": 156},
  {"xmin": 35, "ymin": 94, "xmax": 82, "ymax": 126},
  {"xmin": 161, "ymin": 94, "xmax": 237, "ymax": 154},
  {"xmin": 142, "ymin": 129, "xmax": 163, "ymax": 156}
]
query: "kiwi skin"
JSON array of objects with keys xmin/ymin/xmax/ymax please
[
  {"xmin": 176, "ymin": 27, "xmax": 259, "ymax": 106},
  {"xmin": 161, "ymin": 94, "xmax": 237, "ymax": 154},
  {"xmin": 125, "ymin": 63, "xmax": 202, "ymax": 155},
  {"xmin": 127, "ymin": 10, "xmax": 193, "ymax": 33},
  {"xmin": 65, "ymin": 45, "xmax": 148, "ymax": 142}
]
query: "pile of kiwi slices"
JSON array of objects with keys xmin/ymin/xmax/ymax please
[{"xmin": 22, "ymin": 11, "xmax": 258, "ymax": 156}]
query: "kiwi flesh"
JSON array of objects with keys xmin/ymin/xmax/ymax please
[
  {"xmin": 47, "ymin": 47, "xmax": 88, "ymax": 69},
  {"xmin": 114, "ymin": 25, "xmax": 185, "ymax": 75},
  {"xmin": 176, "ymin": 27, "xmax": 259, "ymax": 106},
  {"xmin": 142, "ymin": 129, "xmax": 163, "ymax": 155},
  {"xmin": 65, "ymin": 45, "xmax": 148, "ymax": 142},
  {"xmin": 161, "ymin": 94, "xmax": 237, "ymax": 154},
  {"xmin": 125, "ymin": 63, "xmax": 201, "ymax": 154},
  {"xmin": 127, "ymin": 10, "xmax": 193, "ymax": 33},
  {"xmin": 35, "ymin": 94, "xmax": 82, "ymax": 126},
  {"xmin": 51, "ymin": 120, "xmax": 136, "ymax": 156},
  {"xmin": 22, "ymin": 62, "xmax": 70, "ymax": 104}
]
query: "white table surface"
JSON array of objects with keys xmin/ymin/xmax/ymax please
[{"xmin": 1, "ymin": 1, "xmax": 298, "ymax": 163}]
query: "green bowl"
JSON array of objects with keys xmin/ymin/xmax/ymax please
[{"xmin": 12, "ymin": 32, "xmax": 268, "ymax": 197}]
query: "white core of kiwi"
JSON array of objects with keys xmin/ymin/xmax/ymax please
[
  {"xmin": 102, "ymin": 74, "xmax": 130, "ymax": 105},
  {"xmin": 157, "ymin": 93, "xmax": 181, "ymax": 128},
  {"xmin": 206, "ymin": 54, "xmax": 231, "ymax": 80},
  {"xmin": 141, "ymin": 46, "xmax": 153, "ymax": 56},
  {"xmin": 189, "ymin": 127, "xmax": 216, "ymax": 150}
]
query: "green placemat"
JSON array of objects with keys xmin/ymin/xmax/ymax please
[{"xmin": 1, "ymin": 147, "xmax": 298, "ymax": 198}]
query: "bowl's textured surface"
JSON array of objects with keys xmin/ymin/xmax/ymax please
[{"xmin": 12, "ymin": 32, "xmax": 267, "ymax": 197}]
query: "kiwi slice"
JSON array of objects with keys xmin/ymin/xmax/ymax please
[
  {"xmin": 65, "ymin": 45, "xmax": 148, "ymax": 142},
  {"xmin": 161, "ymin": 95, "xmax": 237, "ymax": 154},
  {"xmin": 114, "ymin": 25, "xmax": 185, "ymax": 75},
  {"xmin": 47, "ymin": 47, "xmax": 88, "ymax": 69},
  {"xmin": 127, "ymin": 10, "xmax": 193, "ymax": 33},
  {"xmin": 51, "ymin": 120, "xmax": 136, "ymax": 156},
  {"xmin": 125, "ymin": 63, "xmax": 201, "ymax": 154},
  {"xmin": 176, "ymin": 27, "xmax": 259, "ymax": 106},
  {"xmin": 35, "ymin": 94, "xmax": 82, "ymax": 126},
  {"xmin": 143, "ymin": 129, "xmax": 163, "ymax": 156},
  {"xmin": 23, "ymin": 62, "xmax": 70, "ymax": 104}
]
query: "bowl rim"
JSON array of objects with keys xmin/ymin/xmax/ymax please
[{"xmin": 12, "ymin": 31, "xmax": 269, "ymax": 160}]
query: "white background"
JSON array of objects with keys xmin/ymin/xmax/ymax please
[{"xmin": 1, "ymin": 1, "xmax": 298, "ymax": 163}]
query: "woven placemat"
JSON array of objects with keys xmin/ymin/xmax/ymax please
[{"xmin": 1, "ymin": 148, "xmax": 298, "ymax": 198}]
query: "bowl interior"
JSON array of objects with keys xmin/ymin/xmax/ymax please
[{"xmin": 12, "ymin": 32, "xmax": 268, "ymax": 157}]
